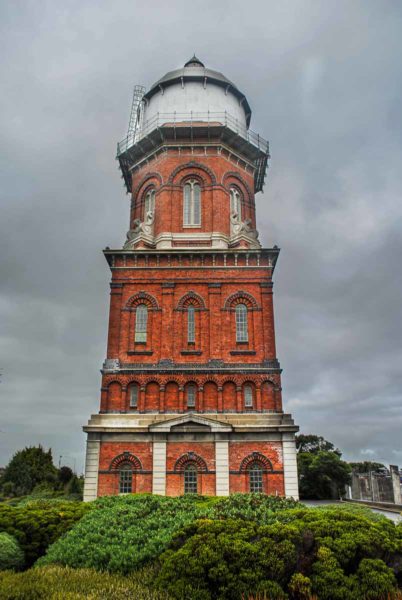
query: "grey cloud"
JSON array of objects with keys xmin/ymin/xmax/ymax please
[{"xmin": 1, "ymin": 0, "xmax": 401, "ymax": 472}]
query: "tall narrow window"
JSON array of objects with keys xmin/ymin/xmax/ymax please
[
  {"xmin": 187, "ymin": 384, "xmax": 196, "ymax": 409},
  {"xmin": 230, "ymin": 187, "xmax": 242, "ymax": 217},
  {"xmin": 187, "ymin": 306, "xmax": 195, "ymax": 343},
  {"xmin": 184, "ymin": 464, "xmax": 198, "ymax": 493},
  {"xmin": 119, "ymin": 464, "xmax": 133, "ymax": 494},
  {"xmin": 129, "ymin": 384, "xmax": 139, "ymax": 409},
  {"xmin": 244, "ymin": 385, "xmax": 253, "ymax": 408},
  {"xmin": 144, "ymin": 189, "xmax": 155, "ymax": 216},
  {"xmin": 235, "ymin": 303, "xmax": 248, "ymax": 342},
  {"xmin": 249, "ymin": 463, "xmax": 263, "ymax": 493},
  {"xmin": 135, "ymin": 304, "xmax": 148, "ymax": 343},
  {"xmin": 183, "ymin": 180, "xmax": 201, "ymax": 226}
]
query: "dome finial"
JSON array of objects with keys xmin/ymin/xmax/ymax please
[{"xmin": 184, "ymin": 55, "xmax": 204, "ymax": 68}]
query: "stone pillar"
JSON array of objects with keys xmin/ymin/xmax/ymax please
[
  {"xmin": 83, "ymin": 436, "xmax": 100, "ymax": 502},
  {"xmin": 390, "ymin": 465, "xmax": 401, "ymax": 504},
  {"xmin": 152, "ymin": 440, "xmax": 167, "ymax": 495},
  {"xmin": 282, "ymin": 433, "xmax": 299, "ymax": 500},
  {"xmin": 215, "ymin": 441, "xmax": 229, "ymax": 496}
]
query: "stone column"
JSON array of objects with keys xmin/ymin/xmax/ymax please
[
  {"xmin": 83, "ymin": 436, "xmax": 101, "ymax": 502},
  {"xmin": 282, "ymin": 432, "xmax": 299, "ymax": 500},
  {"xmin": 215, "ymin": 441, "xmax": 229, "ymax": 496},
  {"xmin": 390, "ymin": 465, "xmax": 402, "ymax": 504},
  {"xmin": 152, "ymin": 440, "xmax": 167, "ymax": 495}
]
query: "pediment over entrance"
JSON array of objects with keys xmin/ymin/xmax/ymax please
[{"xmin": 149, "ymin": 413, "xmax": 233, "ymax": 433}]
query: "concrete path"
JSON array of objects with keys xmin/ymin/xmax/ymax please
[{"xmin": 303, "ymin": 499, "xmax": 402, "ymax": 523}]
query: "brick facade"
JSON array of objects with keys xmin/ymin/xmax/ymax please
[{"xmin": 83, "ymin": 58, "xmax": 299, "ymax": 501}]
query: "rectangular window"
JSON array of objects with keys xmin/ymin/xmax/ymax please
[
  {"xmin": 130, "ymin": 386, "xmax": 138, "ymax": 408},
  {"xmin": 244, "ymin": 386, "xmax": 253, "ymax": 408},
  {"xmin": 235, "ymin": 304, "xmax": 248, "ymax": 342},
  {"xmin": 184, "ymin": 467, "xmax": 198, "ymax": 494},
  {"xmin": 187, "ymin": 307, "xmax": 195, "ymax": 343},
  {"xmin": 187, "ymin": 386, "xmax": 196, "ymax": 408},
  {"xmin": 119, "ymin": 469, "xmax": 133, "ymax": 494},
  {"xmin": 135, "ymin": 305, "xmax": 148, "ymax": 343},
  {"xmin": 249, "ymin": 467, "xmax": 263, "ymax": 493}
]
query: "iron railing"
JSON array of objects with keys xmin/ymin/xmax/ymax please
[{"xmin": 117, "ymin": 111, "xmax": 269, "ymax": 157}]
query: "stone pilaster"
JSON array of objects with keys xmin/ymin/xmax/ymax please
[
  {"xmin": 215, "ymin": 441, "xmax": 229, "ymax": 496},
  {"xmin": 152, "ymin": 441, "xmax": 167, "ymax": 495},
  {"xmin": 282, "ymin": 433, "xmax": 299, "ymax": 500},
  {"xmin": 83, "ymin": 437, "xmax": 100, "ymax": 502}
]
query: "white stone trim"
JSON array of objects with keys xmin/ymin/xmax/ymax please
[
  {"xmin": 215, "ymin": 441, "xmax": 229, "ymax": 496},
  {"xmin": 282, "ymin": 433, "xmax": 299, "ymax": 500},
  {"xmin": 83, "ymin": 439, "xmax": 100, "ymax": 502},
  {"xmin": 152, "ymin": 441, "xmax": 167, "ymax": 495}
]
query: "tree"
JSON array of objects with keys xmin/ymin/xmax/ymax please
[
  {"xmin": 296, "ymin": 434, "xmax": 341, "ymax": 456},
  {"xmin": 58, "ymin": 466, "xmax": 74, "ymax": 486},
  {"xmin": 0, "ymin": 446, "xmax": 57, "ymax": 496},
  {"xmin": 349, "ymin": 461, "xmax": 387, "ymax": 474},
  {"xmin": 296, "ymin": 434, "xmax": 351, "ymax": 499}
]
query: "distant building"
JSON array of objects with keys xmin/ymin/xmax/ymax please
[{"xmin": 83, "ymin": 57, "xmax": 299, "ymax": 500}]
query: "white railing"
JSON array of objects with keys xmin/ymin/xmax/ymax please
[{"xmin": 117, "ymin": 111, "xmax": 269, "ymax": 156}]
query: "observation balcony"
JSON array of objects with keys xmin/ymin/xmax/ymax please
[{"xmin": 116, "ymin": 111, "xmax": 270, "ymax": 194}]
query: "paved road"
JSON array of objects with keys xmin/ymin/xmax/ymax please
[{"xmin": 303, "ymin": 499, "xmax": 402, "ymax": 523}]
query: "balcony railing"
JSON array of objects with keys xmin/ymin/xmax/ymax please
[{"xmin": 117, "ymin": 111, "xmax": 269, "ymax": 157}]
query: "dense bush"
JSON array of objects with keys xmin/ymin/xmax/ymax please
[
  {"xmin": 155, "ymin": 508, "xmax": 402, "ymax": 599},
  {"xmin": 0, "ymin": 532, "xmax": 24, "ymax": 571},
  {"xmin": 0, "ymin": 565, "xmax": 171, "ymax": 599},
  {"xmin": 211, "ymin": 493, "xmax": 299, "ymax": 522},
  {"xmin": 38, "ymin": 494, "xmax": 300, "ymax": 575},
  {"xmin": 0, "ymin": 500, "xmax": 90, "ymax": 567}
]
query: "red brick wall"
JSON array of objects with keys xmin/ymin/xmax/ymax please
[
  {"xmin": 229, "ymin": 441, "xmax": 284, "ymax": 496},
  {"xmin": 97, "ymin": 442, "xmax": 153, "ymax": 497},
  {"xmin": 166, "ymin": 442, "xmax": 215, "ymax": 496}
]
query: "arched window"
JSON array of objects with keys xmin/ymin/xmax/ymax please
[
  {"xmin": 230, "ymin": 187, "xmax": 242, "ymax": 217},
  {"xmin": 186, "ymin": 384, "xmax": 196, "ymax": 409},
  {"xmin": 244, "ymin": 385, "xmax": 253, "ymax": 408},
  {"xmin": 184, "ymin": 463, "xmax": 198, "ymax": 494},
  {"xmin": 144, "ymin": 188, "xmax": 155, "ymax": 217},
  {"xmin": 249, "ymin": 462, "xmax": 263, "ymax": 493},
  {"xmin": 183, "ymin": 180, "xmax": 201, "ymax": 226},
  {"xmin": 187, "ymin": 306, "xmax": 195, "ymax": 343},
  {"xmin": 135, "ymin": 304, "xmax": 148, "ymax": 343},
  {"xmin": 235, "ymin": 303, "xmax": 248, "ymax": 342},
  {"xmin": 119, "ymin": 463, "xmax": 133, "ymax": 494},
  {"xmin": 129, "ymin": 384, "xmax": 139, "ymax": 409}
]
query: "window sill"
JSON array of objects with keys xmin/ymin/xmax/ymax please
[
  {"xmin": 181, "ymin": 350, "xmax": 202, "ymax": 355},
  {"xmin": 230, "ymin": 350, "xmax": 256, "ymax": 355},
  {"xmin": 127, "ymin": 350, "xmax": 153, "ymax": 356}
]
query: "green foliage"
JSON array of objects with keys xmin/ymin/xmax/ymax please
[
  {"xmin": 211, "ymin": 493, "xmax": 300, "ymax": 522},
  {"xmin": 0, "ymin": 532, "xmax": 24, "ymax": 571},
  {"xmin": 39, "ymin": 494, "xmax": 213, "ymax": 573},
  {"xmin": 296, "ymin": 434, "xmax": 341, "ymax": 456},
  {"xmin": 155, "ymin": 507, "xmax": 402, "ymax": 600},
  {"xmin": 64, "ymin": 475, "xmax": 83, "ymax": 499},
  {"xmin": 0, "ymin": 446, "xmax": 57, "ymax": 497},
  {"xmin": 298, "ymin": 451, "xmax": 351, "ymax": 499},
  {"xmin": 58, "ymin": 466, "xmax": 74, "ymax": 485},
  {"xmin": 0, "ymin": 565, "xmax": 172, "ymax": 599},
  {"xmin": 349, "ymin": 461, "xmax": 387, "ymax": 474},
  {"xmin": 0, "ymin": 500, "xmax": 90, "ymax": 567}
]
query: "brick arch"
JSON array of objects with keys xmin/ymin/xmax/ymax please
[
  {"xmin": 222, "ymin": 171, "xmax": 253, "ymax": 202},
  {"xmin": 240, "ymin": 452, "xmax": 273, "ymax": 473},
  {"xmin": 177, "ymin": 291, "xmax": 206, "ymax": 310},
  {"xmin": 223, "ymin": 290, "xmax": 259, "ymax": 310},
  {"xmin": 109, "ymin": 452, "xmax": 142, "ymax": 471},
  {"xmin": 126, "ymin": 291, "xmax": 159, "ymax": 310},
  {"xmin": 168, "ymin": 161, "xmax": 217, "ymax": 185},
  {"xmin": 174, "ymin": 452, "xmax": 208, "ymax": 473},
  {"xmin": 133, "ymin": 172, "xmax": 163, "ymax": 199}
]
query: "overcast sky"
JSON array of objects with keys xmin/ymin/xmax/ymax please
[{"xmin": 1, "ymin": 0, "xmax": 401, "ymax": 472}]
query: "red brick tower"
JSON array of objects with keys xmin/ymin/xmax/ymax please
[{"xmin": 83, "ymin": 57, "xmax": 299, "ymax": 500}]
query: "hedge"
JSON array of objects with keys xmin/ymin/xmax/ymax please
[
  {"xmin": 0, "ymin": 500, "xmax": 90, "ymax": 567},
  {"xmin": 0, "ymin": 532, "xmax": 24, "ymax": 571}
]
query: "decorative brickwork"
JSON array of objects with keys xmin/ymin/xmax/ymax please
[{"xmin": 83, "ymin": 57, "xmax": 299, "ymax": 501}]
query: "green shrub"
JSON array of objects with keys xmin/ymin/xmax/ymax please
[
  {"xmin": 39, "ymin": 494, "xmax": 213, "ymax": 574},
  {"xmin": 155, "ymin": 508, "xmax": 402, "ymax": 600},
  {"xmin": 0, "ymin": 532, "xmax": 24, "ymax": 571},
  {"xmin": 0, "ymin": 565, "xmax": 171, "ymax": 599},
  {"xmin": 211, "ymin": 493, "xmax": 300, "ymax": 522},
  {"xmin": 0, "ymin": 500, "xmax": 90, "ymax": 567}
]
